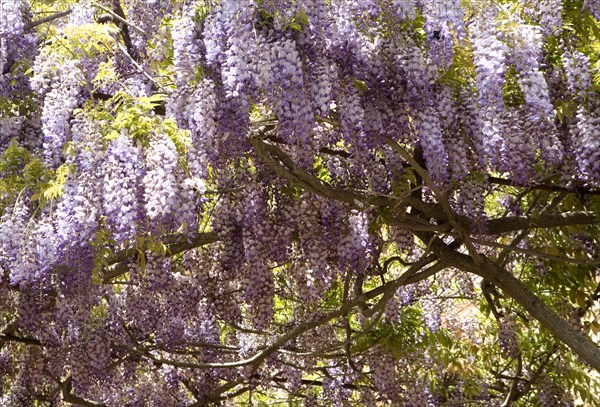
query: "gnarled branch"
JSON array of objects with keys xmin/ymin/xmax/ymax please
[{"xmin": 425, "ymin": 236, "xmax": 600, "ymax": 371}]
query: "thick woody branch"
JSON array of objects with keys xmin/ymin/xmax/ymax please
[
  {"xmin": 61, "ymin": 375, "xmax": 107, "ymax": 407},
  {"xmin": 425, "ymin": 236, "xmax": 600, "ymax": 371},
  {"xmin": 488, "ymin": 176, "xmax": 600, "ymax": 196},
  {"xmin": 251, "ymin": 135, "xmax": 597, "ymax": 235},
  {"xmin": 188, "ymin": 378, "xmax": 246, "ymax": 406},
  {"xmin": 446, "ymin": 233, "xmax": 600, "ymax": 265},
  {"xmin": 0, "ymin": 333, "xmax": 42, "ymax": 346},
  {"xmin": 485, "ymin": 211, "xmax": 599, "ymax": 235},
  {"xmin": 108, "ymin": 0, "xmax": 137, "ymax": 60},
  {"xmin": 249, "ymin": 136, "xmax": 438, "ymax": 216},
  {"xmin": 0, "ymin": 321, "xmax": 41, "ymax": 346}
]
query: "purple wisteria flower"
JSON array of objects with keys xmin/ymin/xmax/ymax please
[
  {"xmin": 102, "ymin": 132, "xmax": 145, "ymax": 245},
  {"xmin": 143, "ymin": 132, "xmax": 198, "ymax": 233},
  {"xmin": 0, "ymin": 0, "xmax": 24, "ymax": 37}
]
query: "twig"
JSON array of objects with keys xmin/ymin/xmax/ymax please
[
  {"xmin": 502, "ymin": 352, "xmax": 523, "ymax": 406},
  {"xmin": 102, "ymin": 231, "xmax": 219, "ymax": 282},
  {"xmin": 362, "ymin": 256, "xmax": 441, "ymax": 318},
  {"xmin": 24, "ymin": 9, "xmax": 72, "ymax": 31},
  {"xmin": 116, "ymin": 43, "xmax": 167, "ymax": 93},
  {"xmin": 383, "ymin": 136, "xmax": 483, "ymax": 264},
  {"xmin": 581, "ymin": 280, "xmax": 600, "ymax": 316},
  {"xmin": 95, "ymin": 3, "xmax": 147, "ymax": 35}
]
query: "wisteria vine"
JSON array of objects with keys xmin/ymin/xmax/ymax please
[{"xmin": 1, "ymin": 0, "xmax": 600, "ymax": 406}]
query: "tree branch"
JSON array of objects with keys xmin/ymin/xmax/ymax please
[
  {"xmin": 24, "ymin": 9, "xmax": 72, "ymax": 31},
  {"xmin": 107, "ymin": 0, "xmax": 137, "ymax": 60},
  {"xmin": 488, "ymin": 176, "xmax": 600, "ymax": 197},
  {"xmin": 485, "ymin": 212, "xmax": 599, "ymax": 235},
  {"xmin": 251, "ymin": 136, "xmax": 598, "ymax": 239},
  {"xmin": 116, "ymin": 43, "xmax": 166, "ymax": 92},
  {"xmin": 0, "ymin": 333, "xmax": 42, "ymax": 346},
  {"xmin": 445, "ymin": 233, "xmax": 600, "ymax": 265},
  {"xmin": 136, "ymin": 257, "xmax": 441, "ymax": 406},
  {"xmin": 501, "ymin": 353, "xmax": 523, "ymax": 406},
  {"xmin": 102, "ymin": 232, "xmax": 219, "ymax": 282},
  {"xmin": 95, "ymin": 4, "xmax": 147, "ymax": 36},
  {"xmin": 425, "ymin": 237, "xmax": 600, "ymax": 371},
  {"xmin": 61, "ymin": 374, "xmax": 107, "ymax": 407},
  {"xmin": 249, "ymin": 136, "xmax": 439, "ymax": 216}
]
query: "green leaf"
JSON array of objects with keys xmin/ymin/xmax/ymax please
[
  {"xmin": 353, "ymin": 79, "xmax": 369, "ymax": 92},
  {"xmin": 289, "ymin": 22, "xmax": 302, "ymax": 32}
]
